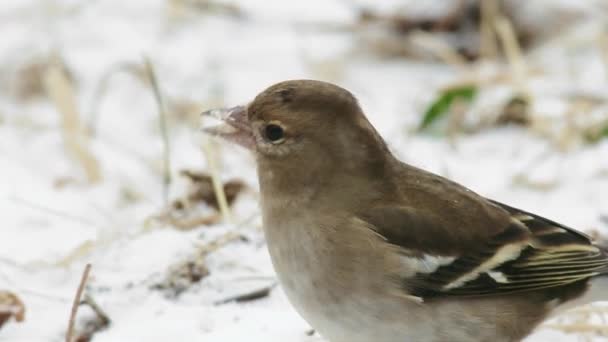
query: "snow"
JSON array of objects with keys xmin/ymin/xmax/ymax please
[{"xmin": 1, "ymin": 0, "xmax": 608, "ymax": 341}]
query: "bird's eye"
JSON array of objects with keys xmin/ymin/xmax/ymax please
[{"xmin": 264, "ymin": 124, "xmax": 285, "ymax": 143}]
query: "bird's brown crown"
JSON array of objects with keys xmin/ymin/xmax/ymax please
[
  {"xmin": 245, "ymin": 79, "xmax": 391, "ymax": 162},
  {"xmin": 248, "ymin": 80, "xmax": 360, "ymax": 124}
]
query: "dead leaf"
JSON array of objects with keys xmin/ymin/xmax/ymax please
[
  {"xmin": 496, "ymin": 96, "xmax": 530, "ymax": 126},
  {"xmin": 159, "ymin": 170, "xmax": 246, "ymax": 230},
  {"xmin": 0, "ymin": 291, "xmax": 25, "ymax": 329},
  {"xmin": 178, "ymin": 170, "xmax": 245, "ymax": 210}
]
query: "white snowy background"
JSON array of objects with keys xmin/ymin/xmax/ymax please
[{"xmin": 1, "ymin": 0, "xmax": 608, "ymax": 341}]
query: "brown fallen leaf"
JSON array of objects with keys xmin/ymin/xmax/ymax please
[
  {"xmin": 496, "ymin": 96, "xmax": 530, "ymax": 126},
  {"xmin": 0, "ymin": 291, "xmax": 25, "ymax": 329},
  {"xmin": 177, "ymin": 170, "xmax": 246, "ymax": 211},
  {"xmin": 159, "ymin": 170, "xmax": 246, "ymax": 230}
]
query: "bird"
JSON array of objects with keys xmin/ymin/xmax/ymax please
[{"xmin": 202, "ymin": 79, "xmax": 608, "ymax": 342}]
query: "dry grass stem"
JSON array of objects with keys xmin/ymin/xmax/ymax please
[
  {"xmin": 168, "ymin": 214, "xmax": 221, "ymax": 230},
  {"xmin": 166, "ymin": 0, "xmax": 244, "ymax": 20},
  {"xmin": 479, "ymin": 0, "xmax": 499, "ymax": 60},
  {"xmin": 494, "ymin": 16, "xmax": 528, "ymax": 95},
  {"xmin": 195, "ymin": 230, "xmax": 245, "ymax": 255},
  {"xmin": 74, "ymin": 294, "xmax": 111, "ymax": 340},
  {"xmin": 200, "ymin": 139, "xmax": 232, "ymax": 223},
  {"xmin": 438, "ymin": 66, "xmax": 543, "ymax": 95},
  {"xmin": 45, "ymin": 59, "xmax": 101, "ymax": 183},
  {"xmin": 544, "ymin": 323, "xmax": 608, "ymax": 335},
  {"xmin": 57, "ymin": 241, "xmax": 97, "ymax": 267},
  {"xmin": 82, "ymin": 294, "xmax": 110, "ymax": 324},
  {"xmin": 66, "ymin": 263, "xmax": 92, "ymax": 342},
  {"xmin": 409, "ymin": 32, "xmax": 468, "ymax": 70},
  {"xmin": 598, "ymin": 32, "xmax": 608, "ymax": 81},
  {"xmin": 143, "ymin": 57, "xmax": 172, "ymax": 206},
  {"xmin": 214, "ymin": 282, "xmax": 277, "ymax": 305}
]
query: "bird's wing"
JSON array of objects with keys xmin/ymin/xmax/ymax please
[{"xmin": 363, "ymin": 201, "xmax": 608, "ymax": 298}]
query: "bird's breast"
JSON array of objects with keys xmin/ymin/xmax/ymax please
[
  {"xmin": 261, "ymin": 212, "xmax": 420, "ymax": 340},
  {"xmin": 263, "ymin": 216, "xmax": 341, "ymax": 310}
]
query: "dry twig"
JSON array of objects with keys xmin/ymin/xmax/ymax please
[{"xmin": 66, "ymin": 264, "xmax": 91, "ymax": 342}]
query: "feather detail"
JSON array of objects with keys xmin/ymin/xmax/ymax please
[
  {"xmin": 402, "ymin": 201, "xmax": 608, "ymax": 298},
  {"xmin": 442, "ymin": 238, "xmax": 528, "ymax": 290},
  {"xmin": 399, "ymin": 254, "xmax": 456, "ymax": 275}
]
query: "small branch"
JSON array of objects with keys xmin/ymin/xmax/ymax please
[
  {"xmin": 143, "ymin": 57, "xmax": 172, "ymax": 207},
  {"xmin": 66, "ymin": 263, "xmax": 91, "ymax": 342}
]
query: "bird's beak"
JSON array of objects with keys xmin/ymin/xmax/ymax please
[{"xmin": 200, "ymin": 105, "xmax": 256, "ymax": 150}]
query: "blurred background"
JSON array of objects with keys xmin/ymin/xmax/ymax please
[{"xmin": 1, "ymin": 0, "xmax": 608, "ymax": 341}]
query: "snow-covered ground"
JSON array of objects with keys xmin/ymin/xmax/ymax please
[{"xmin": 1, "ymin": 0, "xmax": 608, "ymax": 341}]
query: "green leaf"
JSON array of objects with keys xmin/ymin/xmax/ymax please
[
  {"xmin": 419, "ymin": 85, "xmax": 477, "ymax": 131},
  {"xmin": 584, "ymin": 123, "xmax": 608, "ymax": 144},
  {"xmin": 602, "ymin": 125, "xmax": 608, "ymax": 138}
]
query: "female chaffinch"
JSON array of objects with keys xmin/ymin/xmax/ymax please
[{"xmin": 203, "ymin": 80, "xmax": 608, "ymax": 342}]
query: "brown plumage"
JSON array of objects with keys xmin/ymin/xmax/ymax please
[{"xmin": 203, "ymin": 80, "xmax": 608, "ymax": 342}]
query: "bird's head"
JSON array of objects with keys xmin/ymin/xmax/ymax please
[{"xmin": 202, "ymin": 80, "xmax": 393, "ymax": 204}]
